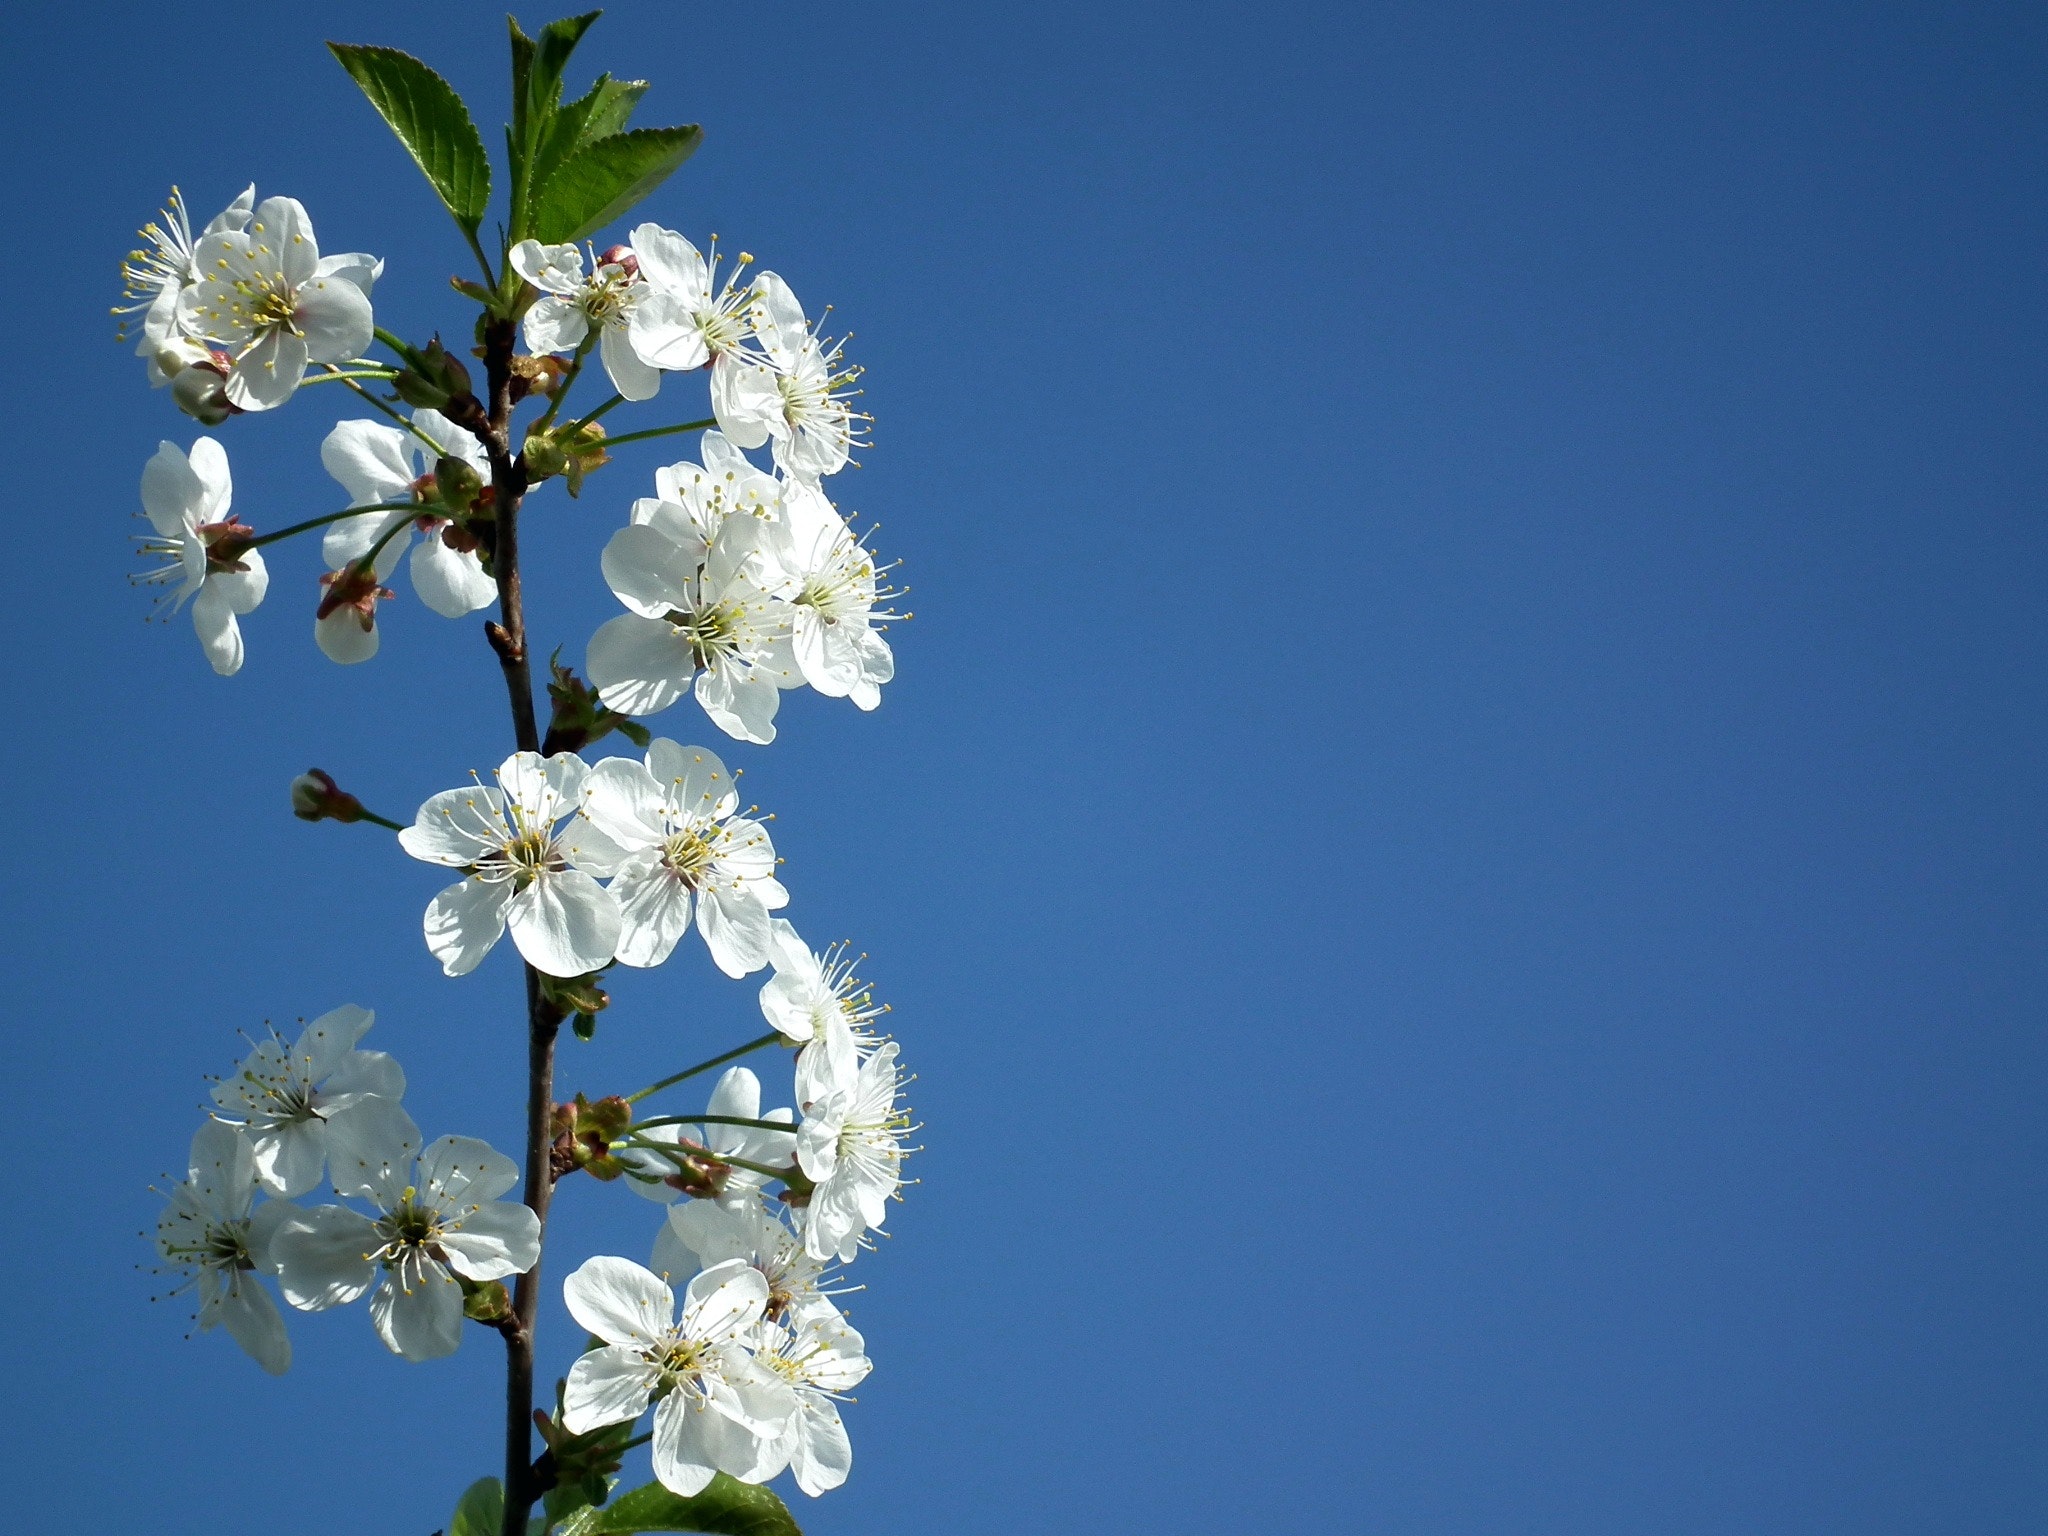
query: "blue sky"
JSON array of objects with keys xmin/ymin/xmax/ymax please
[{"xmin": 2, "ymin": 1, "xmax": 2045, "ymax": 1531}]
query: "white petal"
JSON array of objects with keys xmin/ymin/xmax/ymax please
[
  {"xmin": 370, "ymin": 1267, "xmax": 465, "ymax": 1360},
  {"xmin": 680, "ymin": 1258, "xmax": 769, "ymax": 1346},
  {"xmin": 212, "ymin": 1277, "xmax": 292, "ymax": 1375},
  {"xmin": 271, "ymin": 1204, "xmax": 378, "ymax": 1309},
  {"xmin": 651, "ymin": 1393, "xmax": 719, "ymax": 1497},
  {"xmin": 418, "ymin": 1134, "xmax": 521, "ymax": 1209},
  {"xmin": 226, "ymin": 327, "xmax": 309, "ymax": 410},
  {"xmin": 424, "ymin": 878, "xmax": 514, "ymax": 977},
  {"xmin": 698, "ymin": 888, "xmax": 772, "ymax": 978},
  {"xmin": 610, "ymin": 859, "xmax": 694, "ymax": 969},
  {"xmin": 602, "ymin": 321, "xmax": 662, "ymax": 401},
  {"xmin": 522, "ymin": 294, "xmax": 589, "ymax": 353},
  {"xmin": 588, "ymin": 613, "xmax": 695, "ymax": 716},
  {"xmin": 325, "ymin": 1096, "xmax": 423, "ymax": 1204},
  {"xmin": 601, "ymin": 524, "xmax": 700, "ymax": 618},
  {"xmin": 563, "ymin": 1344, "xmax": 656, "ymax": 1433},
  {"xmin": 190, "ymin": 583, "xmax": 245, "ymax": 676},
  {"xmin": 506, "ymin": 869, "xmax": 620, "ymax": 977},
  {"xmin": 439, "ymin": 1202, "xmax": 541, "ymax": 1281},
  {"xmin": 410, "ymin": 535, "xmax": 497, "ymax": 617},
  {"xmin": 297, "ymin": 276, "xmax": 374, "ymax": 364},
  {"xmin": 316, "ymin": 605, "xmax": 380, "ymax": 666},
  {"xmin": 563, "ymin": 1255, "xmax": 674, "ymax": 1347},
  {"xmin": 400, "ymin": 785, "xmax": 507, "ymax": 867},
  {"xmin": 790, "ymin": 1395, "xmax": 853, "ymax": 1495}
]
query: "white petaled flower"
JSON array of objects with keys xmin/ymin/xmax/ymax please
[
  {"xmin": 579, "ymin": 738, "xmax": 789, "ymax": 976},
  {"xmin": 209, "ymin": 1004, "xmax": 405, "ymax": 1198},
  {"xmin": 270, "ymin": 1099, "xmax": 539, "ymax": 1362},
  {"xmin": 753, "ymin": 1312, "xmax": 871, "ymax": 1497},
  {"xmin": 713, "ymin": 274, "xmax": 864, "ymax": 482},
  {"xmin": 624, "ymin": 223, "xmax": 760, "ymax": 376},
  {"xmin": 620, "ymin": 1066, "xmax": 795, "ymax": 1208},
  {"xmin": 652, "ymin": 1196, "xmax": 845, "ymax": 1326},
  {"xmin": 135, "ymin": 437, "xmax": 268, "ymax": 677},
  {"xmin": 587, "ymin": 507, "xmax": 798, "ymax": 743},
  {"xmin": 760, "ymin": 919, "xmax": 887, "ymax": 1099},
  {"xmin": 511, "ymin": 239, "xmax": 660, "ymax": 401},
  {"xmin": 626, "ymin": 432, "xmax": 783, "ymax": 574},
  {"xmin": 116, "ymin": 184, "xmax": 254, "ymax": 386},
  {"xmin": 154, "ymin": 1119, "xmax": 294, "ymax": 1375},
  {"xmin": 398, "ymin": 752, "xmax": 625, "ymax": 978},
  {"xmin": 319, "ymin": 411, "xmax": 497, "ymax": 626},
  {"xmin": 763, "ymin": 477, "xmax": 899, "ymax": 710},
  {"xmin": 560, "ymin": 1256, "xmax": 796, "ymax": 1497},
  {"xmin": 795, "ymin": 1043, "xmax": 912, "ymax": 1263},
  {"xmin": 179, "ymin": 196, "xmax": 379, "ymax": 411}
]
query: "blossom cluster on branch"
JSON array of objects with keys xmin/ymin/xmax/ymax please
[{"xmin": 128, "ymin": 14, "xmax": 918, "ymax": 1534}]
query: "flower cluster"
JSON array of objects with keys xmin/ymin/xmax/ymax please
[{"xmin": 131, "ymin": 23, "xmax": 920, "ymax": 1520}]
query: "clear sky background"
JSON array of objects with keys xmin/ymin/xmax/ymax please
[{"xmin": 1, "ymin": 1, "xmax": 2044, "ymax": 1532}]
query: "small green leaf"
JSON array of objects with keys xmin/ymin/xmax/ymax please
[
  {"xmin": 533, "ymin": 126, "xmax": 703, "ymax": 244},
  {"xmin": 328, "ymin": 44, "xmax": 492, "ymax": 233},
  {"xmin": 448, "ymin": 1477, "xmax": 505, "ymax": 1536},
  {"xmin": 534, "ymin": 74, "xmax": 651, "ymax": 191},
  {"xmin": 576, "ymin": 1476, "xmax": 801, "ymax": 1535}
]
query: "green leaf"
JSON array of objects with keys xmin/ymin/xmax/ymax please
[
  {"xmin": 328, "ymin": 44, "xmax": 491, "ymax": 233},
  {"xmin": 534, "ymin": 74, "xmax": 651, "ymax": 191},
  {"xmin": 448, "ymin": 1478, "xmax": 505, "ymax": 1536},
  {"xmin": 532, "ymin": 126, "xmax": 703, "ymax": 244},
  {"xmin": 507, "ymin": 11, "xmax": 603, "ymax": 241},
  {"xmin": 574, "ymin": 1476, "xmax": 801, "ymax": 1535}
]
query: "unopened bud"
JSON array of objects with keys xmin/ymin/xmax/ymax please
[
  {"xmin": 434, "ymin": 455, "xmax": 484, "ymax": 512},
  {"xmin": 596, "ymin": 245, "xmax": 640, "ymax": 278},
  {"xmin": 170, "ymin": 361, "xmax": 235, "ymax": 425},
  {"xmin": 392, "ymin": 336, "xmax": 473, "ymax": 410},
  {"xmin": 522, "ymin": 432, "xmax": 569, "ymax": 478},
  {"xmin": 290, "ymin": 769, "xmax": 367, "ymax": 824}
]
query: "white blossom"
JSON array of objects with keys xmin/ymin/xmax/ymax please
[
  {"xmin": 179, "ymin": 196, "xmax": 379, "ymax": 411},
  {"xmin": 154, "ymin": 1119, "xmax": 293, "ymax": 1375},
  {"xmin": 270, "ymin": 1099, "xmax": 538, "ymax": 1362},
  {"xmin": 752, "ymin": 1312, "xmax": 871, "ymax": 1496},
  {"xmin": 398, "ymin": 752, "xmax": 626, "ymax": 978},
  {"xmin": 760, "ymin": 919, "xmax": 887, "ymax": 1098},
  {"xmin": 511, "ymin": 239, "xmax": 660, "ymax": 401},
  {"xmin": 209, "ymin": 1004, "xmax": 405, "ymax": 1198},
  {"xmin": 624, "ymin": 223, "xmax": 760, "ymax": 376},
  {"xmin": 652, "ymin": 1196, "xmax": 844, "ymax": 1327},
  {"xmin": 794, "ymin": 1043, "xmax": 912, "ymax": 1263},
  {"xmin": 586, "ymin": 504, "xmax": 798, "ymax": 743},
  {"xmin": 560, "ymin": 1255, "xmax": 796, "ymax": 1497},
  {"xmin": 116, "ymin": 184, "xmax": 254, "ymax": 387},
  {"xmin": 319, "ymin": 411, "xmax": 497, "ymax": 623},
  {"xmin": 761, "ymin": 478, "xmax": 897, "ymax": 709},
  {"xmin": 713, "ymin": 274, "xmax": 863, "ymax": 482},
  {"xmin": 135, "ymin": 436, "xmax": 268, "ymax": 676},
  {"xmin": 578, "ymin": 738, "xmax": 788, "ymax": 976},
  {"xmin": 621, "ymin": 1066, "xmax": 795, "ymax": 1208}
]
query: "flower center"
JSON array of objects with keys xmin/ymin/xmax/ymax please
[
  {"xmin": 661, "ymin": 828, "xmax": 717, "ymax": 888},
  {"xmin": 245, "ymin": 278, "xmax": 300, "ymax": 333},
  {"xmin": 377, "ymin": 1195, "xmax": 443, "ymax": 1259},
  {"xmin": 665, "ymin": 600, "xmax": 745, "ymax": 669},
  {"xmin": 650, "ymin": 1336, "xmax": 710, "ymax": 1394}
]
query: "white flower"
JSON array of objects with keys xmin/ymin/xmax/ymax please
[
  {"xmin": 762, "ymin": 478, "xmax": 898, "ymax": 709},
  {"xmin": 794, "ymin": 1043, "xmax": 911, "ymax": 1263},
  {"xmin": 652, "ymin": 1196, "xmax": 844, "ymax": 1326},
  {"xmin": 319, "ymin": 411, "xmax": 497, "ymax": 623},
  {"xmin": 397, "ymin": 752, "xmax": 626, "ymax": 978},
  {"xmin": 208, "ymin": 1004, "xmax": 405, "ymax": 1198},
  {"xmin": 179, "ymin": 196, "xmax": 379, "ymax": 411},
  {"xmin": 712, "ymin": 274, "xmax": 863, "ymax": 482},
  {"xmin": 154, "ymin": 1119, "xmax": 294, "ymax": 1375},
  {"xmin": 752, "ymin": 1312, "xmax": 871, "ymax": 1496},
  {"xmin": 270, "ymin": 1098, "xmax": 539, "ymax": 1362},
  {"xmin": 116, "ymin": 184, "xmax": 254, "ymax": 386},
  {"xmin": 578, "ymin": 738, "xmax": 788, "ymax": 976},
  {"xmin": 135, "ymin": 437, "xmax": 268, "ymax": 676},
  {"xmin": 760, "ymin": 920, "xmax": 887, "ymax": 1098},
  {"xmin": 621, "ymin": 1066, "xmax": 795, "ymax": 1208},
  {"xmin": 626, "ymin": 433, "xmax": 782, "ymax": 573},
  {"xmin": 624, "ymin": 223, "xmax": 760, "ymax": 374},
  {"xmin": 560, "ymin": 1255, "xmax": 796, "ymax": 1497},
  {"xmin": 511, "ymin": 239, "xmax": 660, "ymax": 401},
  {"xmin": 587, "ymin": 506, "xmax": 798, "ymax": 743}
]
